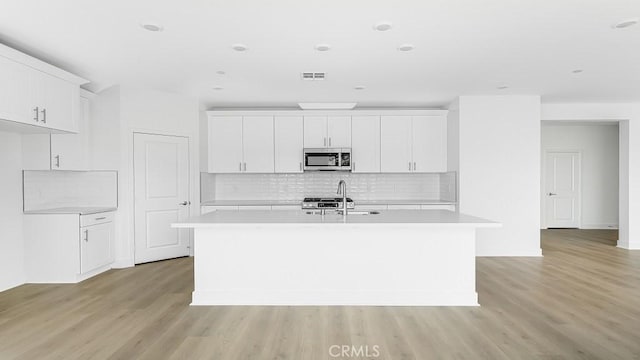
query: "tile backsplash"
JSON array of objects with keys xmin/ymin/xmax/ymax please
[
  {"xmin": 202, "ymin": 172, "xmax": 456, "ymax": 202},
  {"xmin": 23, "ymin": 170, "xmax": 118, "ymax": 211}
]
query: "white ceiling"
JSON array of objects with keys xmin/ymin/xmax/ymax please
[{"xmin": 1, "ymin": 0, "xmax": 639, "ymax": 109}]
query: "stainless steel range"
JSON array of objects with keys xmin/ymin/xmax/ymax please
[{"xmin": 302, "ymin": 197, "xmax": 355, "ymax": 210}]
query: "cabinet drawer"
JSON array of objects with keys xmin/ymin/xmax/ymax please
[{"xmin": 80, "ymin": 212, "xmax": 115, "ymax": 227}]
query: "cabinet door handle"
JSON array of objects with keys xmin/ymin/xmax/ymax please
[
  {"xmin": 408, "ymin": 162, "xmax": 412, "ymax": 171},
  {"xmin": 41, "ymin": 108, "xmax": 47, "ymax": 123},
  {"xmin": 54, "ymin": 155, "xmax": 60, "ymax": 168},
  {"xmin": 33, "ymin": 107, "xmax": 39, "ymax": 122},
  {"xmin": 243, "ymin": 162, "xmax": 247, "ymax": 172},
  {"xmin": 324, "ymin": 137, "xmax": 327, "ymax": 147},
  {"xmin": 239, "ymin": 162, "xmax": 242, "ymax": 171},
  {"xmin": 413, "ymin": 162, "xmax": 416, "ymax": 171},
  {"xmin": 329, "ymin": 137, "xmax": 332, "ymax": 147},
  {"xmin": 299, "ymin": 162, "xmax": 302, "ymax": 171},
  {"xmin": 95, "ymin": 217, "xmax": 106, "ymax": 221},
  {"xmin": 84, "ymin": 229, "xmax": 89, "ymax": 242},
  {"xmin": 353, "ymin": 161, "xmax": 356, "ymax": 171}
]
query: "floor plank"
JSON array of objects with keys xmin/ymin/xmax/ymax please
[{"xmin": 1, "ymin": 230, "xmax": 639, "ymax": 359}]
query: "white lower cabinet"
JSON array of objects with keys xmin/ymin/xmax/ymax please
[{"xmin": 24, "ymin": 212, "xmax": 115, "ymax": 283}]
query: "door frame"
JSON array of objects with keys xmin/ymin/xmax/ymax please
[
  {"xmin": 132, "ymin": 131, "xmax": 193, "ymax": 264},
  {"xmin": 541, "ymin": 148, "xmax": 582, "ymax": 229}
]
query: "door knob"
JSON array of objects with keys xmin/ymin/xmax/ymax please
[
  {"xmin": 179, "ymin": 201, "xmax": 191, "ymax": 206},
  {"xmin": 548, "ymin": 193, "xmax": 557, "ymax": 196}
]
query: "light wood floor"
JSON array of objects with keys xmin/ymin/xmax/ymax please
[{"xmin": 1, "ymin": 230, "xmax": 639, "ymax": 359}]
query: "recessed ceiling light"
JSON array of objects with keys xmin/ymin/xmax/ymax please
[
  {"xmin": 612, "ymin": 18, "xmax": 639, "ymax": 29},
  {"xmin": 216, "ymin": 71, "xmax": 226, "ymax": 75},
  {"xmin": 231, "ymin": 43, "xmax": 248, "ymax": 51},
  {"xmin": 373, "ymin": 21, "xmax": 393, "ymax": 31},
  {"xmin": 212, "ymin": 86, "xmax": 224, "ymax": 90},
  {"xmin": 314, "ymin": 44, "xmax": 331, "ymax": 52},
  {"xmin": 572, "ymin": 69, "xmax": 584, "ymax": 74},
  {"xmin": 398, "ymin": 44, "xmax": 415, "ymax": 52},
  {"xmin": 497, "ymin": 85, "xmax": 509, "ymax": 90},
  {"xmin": 354, "ymin": 86, "xmax": 366, "ymax": 90},
  {"xmin": 140, "ymin": 23, "xmax": 163, "ymax": 32}
]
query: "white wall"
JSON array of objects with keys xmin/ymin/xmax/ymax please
[
  {"xmin": 0, "ymin": 131, "xmax": 25, "ymax": 291},
  {"xmin": 541, "ymin": 124, "xmax": 619, "ymax": 229},
  {"xmin": 455, "ymin": 96, "xmax": 542, "ymax": 256},
  {"xmin": 541, "ymin": 103, "xmax": 640, "ymax": 249}
]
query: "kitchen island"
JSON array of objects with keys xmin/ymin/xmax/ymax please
[{"xmin": 173, "ymin": 210, "xmax": 499, "ymax": 306}]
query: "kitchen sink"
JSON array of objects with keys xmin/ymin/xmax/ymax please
[{"xmin": 304, "ymin": 210, "xmax": 380, "ymax": 215}]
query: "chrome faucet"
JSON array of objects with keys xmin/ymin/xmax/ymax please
[{"xmin": 337, "ymin": 180, "xmax": 348, "ymax": 217}]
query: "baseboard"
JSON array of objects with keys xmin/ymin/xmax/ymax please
[
  {"xmin": 0, "ymin": 279, "xmax": 25, "ymax": 293},
  {"xmin": 111, "ymin": 258, "xmax": 135, "ymax": 269},
  {"xmin": 617, "ymin": 241, "xmax": 640, "ymax": 250},
  {"xmin": 581, "ymin": 223, "xmax": 619, "ymax": 230},
  {"xmin": 476, "ymin": 248, "xmax": 543, "ymax": 257},
  {"xmin": 191, "ymin": 290, "xmax": 479, "ymax": 307}
]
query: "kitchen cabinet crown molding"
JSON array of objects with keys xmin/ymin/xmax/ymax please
[
  {"xmin": 206, "ymin": 109, "xmax": 448, "ymax": 117},
  {"xmin": 0, "ymin": 43, "xmax": 89, "ymax": 86}
]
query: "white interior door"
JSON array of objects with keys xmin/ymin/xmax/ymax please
[
  {"xmin": 134, "ymin": 133, "xmax": 190, "ymax": 264},
  {"xmin": 545, "ymin": 151, "xmax": 581, "ymax": 228}
]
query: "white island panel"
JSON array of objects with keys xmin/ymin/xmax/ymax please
[
  {"xmin": 193, "ymin": 224, "xmax": 478, "ymax": 306},
  {"xmin": 175, "ymin": 210, "xmax": 499, "ymax": 306}
]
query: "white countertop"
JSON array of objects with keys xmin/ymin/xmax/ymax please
[
  {"xmin": 201, "ymin": 199, "xmax": 456, "ymax": 207},
  {"xmin": 24, "ymin": 207, "xmax": 117, "ymax": 215},
  {"xmin": 173, "ymin": 210, "xmax": 498, "ymax": 228}
]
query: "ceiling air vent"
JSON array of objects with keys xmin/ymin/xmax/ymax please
[{"xmin": 301, "ymin": 72, "xmax": 326, "ymax": 81}]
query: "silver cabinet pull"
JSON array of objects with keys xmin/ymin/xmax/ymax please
[
  {"xmin": 95, "ymin": 217, "xmax": 106, "ymax": 221},
  {"xmin": 299, "ymin": 162, "xmax": 302, "ymax": 171},
  {"xmin": 408, "ymin": 162, "xmax": 412, "ymax": 171},
  {"xmin": 33, "ymin": 107, "xmax": 39, "ymax": 122},
  {"xmin": 329, "ymin": 137, "xmax": 332, "ymax": 147},
  {"xmin": 413, "ymin": 162, "xmax": 416, "ymax": 171},
  {"xmin": 41, "ymin": 108, "xmax": 47, "ymax": 123},
  {"xmin": 239, "ymin": 162, "xmax": 242, "ymax": 171},
  {"xmin": 548, "ymin": 192, "xmax": 557, "ymax": 196},
  {"xmin": 324, "ymin": 137, "xmax": 327, "ymax": 147},
  {"xmin": 353, "ymin": 161, "xmax": 356, "ymax": 172},
  {"xmin": 84, "ymin": 229, "xmax": 89, "ymax": 242},
  {"xmin": 243, "ymin": 162, "xmax": 247, "ymax": 171},
  {"xmin": 54, "ymin": 155, "xmax": 60, "ymax": 168},
  {"xmin": 179, "ymin": 201, "xmax": 190, "ymax": 206}
]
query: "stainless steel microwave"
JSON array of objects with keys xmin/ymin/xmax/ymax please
[{"xmin": 303, "ymin": 148, "xmax": 351, "ymax": 171}]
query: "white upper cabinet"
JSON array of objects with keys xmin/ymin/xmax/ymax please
[
  {"xmin": 242, "ymin": 116, "xmax": 274, "ymax": 173},
  {"xmin": 22, "ymin": 94, "xmax": 92, "ymax": 170},
  {"xmin": 208, "ymin": 115, "xmax": 274, "ymax": 173},
  {"xmin": 303, "ymin": 116, "xmax": 351, "ymax": 148},
  {"xmin": 380, "ymin": 115, "xmax": 447, "ymax": 173},
  {"xmin": 412, "ymin": 115, "xmax": 447, "ymax": 173},
  {"xmin": 0, "ymin": 56, "xmax": 30, "ymax": 124},
  {"xmin": 351, "ymin": 116, "xmax": 380, "ymax": 173},
  {"xmin": 208, "ymin": 116, "xmax": 243, "ymax": 173},
  {"xmin": 381, "ymin": 116, "xmax": 413, "ymax": 173},
  {"xmin": 35, "ymin": 70, "xmax": 79, "ymax": 133},
  {"xmin": 0, "ymin": 44, "xmax": 87, "ymax": 133},
  {"xmin": 327, "ymin": 116, "xmax": 351, "ymax": 147},
  {"xmin": 303, "ymin": 116, "xmax": 327, "ymax": 148},
  {"xmin": 274, "ymin": 116, "xmax": 303, "ymax": 173}
]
